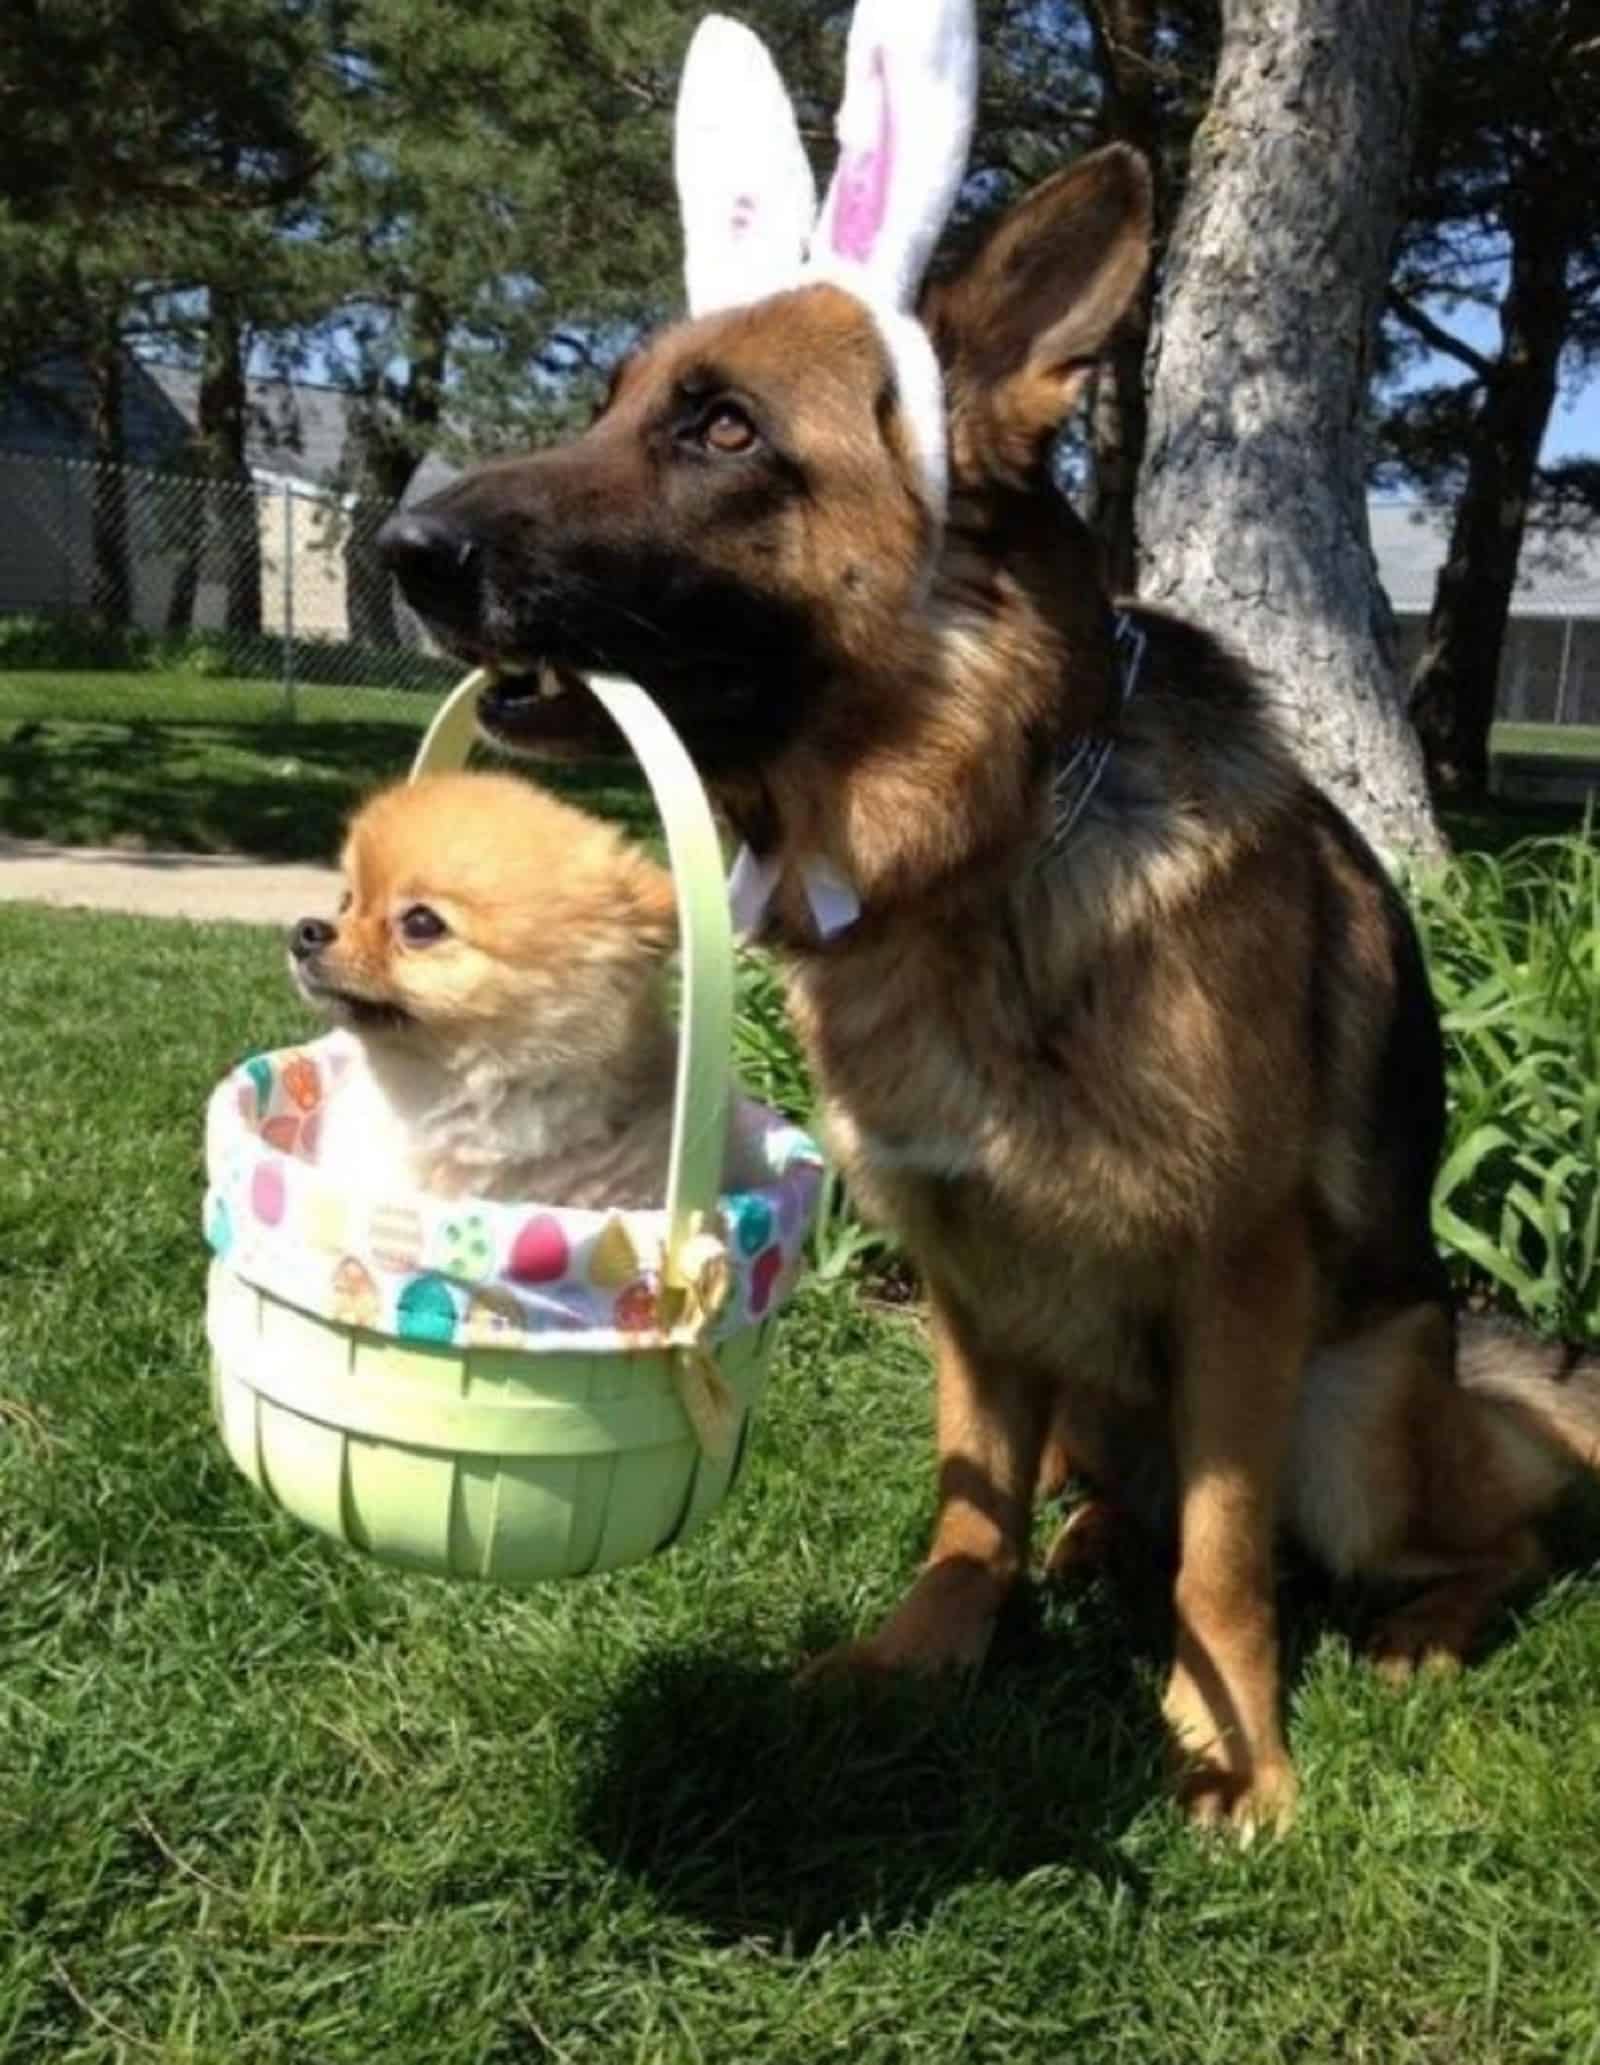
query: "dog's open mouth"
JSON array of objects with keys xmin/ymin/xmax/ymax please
[
  {"xmin": 475, "ymin": 665, "xmax": 631, "ymax": 761},
  {"xmin": 293, "ymin": 969, "xmax": 412, "ymax": 1032},
  {"xmin": 323, "ymin": 993, "xmax": 411, "ymax": 1031}
]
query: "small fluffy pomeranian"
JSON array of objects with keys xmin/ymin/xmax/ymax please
[{"xmin": 289, "ymin": 771, "xmax": 694, "ymax": 1208}]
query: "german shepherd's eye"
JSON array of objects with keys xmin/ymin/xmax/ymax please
[
  {"xmin": 397, "ymin": 904, "xmax": 449, "ymax": 945},
  {"xmin": 696, "ymin": 403, "xmax": 759, "ymax": 455}
]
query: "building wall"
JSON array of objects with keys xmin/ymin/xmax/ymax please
[{"xmin": 0, "ymin": 453, "xmax": 353, "ymax": 640}]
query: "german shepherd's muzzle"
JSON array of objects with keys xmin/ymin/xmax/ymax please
[{"xmin": 379, "ymin": 281, "xmax": 929, "ymax": 777}]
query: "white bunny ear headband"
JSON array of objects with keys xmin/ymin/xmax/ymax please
[{"xmin": 673, "ymin": 0, "xmax": 978, "ymax": 529}]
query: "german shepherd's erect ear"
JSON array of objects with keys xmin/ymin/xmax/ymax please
[{"xmin": 923, "ymin": 143, "xmax": 1153, "ymax": 482}]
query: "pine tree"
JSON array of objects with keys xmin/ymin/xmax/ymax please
[
  {"xmin": 0, "ymin": 0, "xmax": 325, "ymax": 621},
  {"xmin": 1381, "ymin": 0, "xmax": 1600, "ymax": 795}
]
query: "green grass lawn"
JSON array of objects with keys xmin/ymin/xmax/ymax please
[
  {"xmin": 1, "ymin": 672, "xmax": 1595, "ymax": 869},
  {"xmin": 1493, "ymin": 721, "xmax": 1600, "ymax": 764},
  {"xmin": 0, "ymin": 668, "xmax": 432, "ymax": 729},
  {"xmin": 0, "ymin": 671, "xmax": 656, "ymax": 859},
  {"xmin": 4, "ymin": 902, "xmax": 1600, "ymax": 2063}
]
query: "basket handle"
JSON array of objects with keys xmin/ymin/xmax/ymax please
[{"xmin": 409, "ymin": 671, "xmax": 734, "ymax": 1293}]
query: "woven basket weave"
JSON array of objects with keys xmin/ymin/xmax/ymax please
[{"xmin": 204, "ymin": 670, "xmax": 821, "ymax": 1582}]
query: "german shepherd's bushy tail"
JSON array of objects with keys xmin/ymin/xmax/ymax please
[{"xmin": 1459, "ymin": 1314, "xmax": 1600, "ymax": 1477}]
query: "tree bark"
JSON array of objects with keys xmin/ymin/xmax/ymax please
[
  {"xmin": 169, "ymin": 290, "xmax": 264, "ymax": 640},
  {"xmin": 88, "ymin": 322, "xmax": 131, "ymax": 628},
  {"xmin": 1085, "ymin": 0, "xmax": 1159, "ymax": 595},
  {"xmin": 197, "ymin": 289, "xmax": 264, "ymax": 641},
  {"xmin": 343, "ymin": 298, "xmax": 449, "ymax": 648},
  {"xmin": 1136, "ymin": 0, "xmax": 1442, "ymax": 860},
  {"xmin": 343, "ymin": 429, "xmax": 413, "ymax": 649},
  {"xmin": 1408, "ymin": 216, "xmax": 1569, "ymax": 795}
]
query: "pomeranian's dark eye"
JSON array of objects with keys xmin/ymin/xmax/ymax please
[
  {"xmin": 398, "ymin": 904, "xmax": 448, "ymax": 945},
  {"xmin": 698, "ymin": 403, "xmax": 758, "ymax": 455},
  {"xmin": 337, "ymin": 890, "xmax": 352, "ymax": 915}
]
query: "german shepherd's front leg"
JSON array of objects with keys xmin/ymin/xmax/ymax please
[
  {"xmin": 802, "ymin": 1288, "xmax": 1046, "ymax": 1680},
  {"xmin": 1162, "ymin": 1211, "xmax": 1312, "ymax": 1838}
]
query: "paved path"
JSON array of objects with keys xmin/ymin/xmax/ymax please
[{"xmin": 0, "ymin": 837, "xmax": 338, "ymax": 926}]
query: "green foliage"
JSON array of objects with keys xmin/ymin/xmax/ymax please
[
  {"xmin": 1376, "ymin": 2, "xmax": 1600, "ymax": 788},
  {"xmin": 0, "ymin": 0, "xmax": 325, "ymax": 378},
  {"xmin": 733, "ymin": 947, "xmax": 900, "ymax": 1283},
  {"xmin": 1414, "ymin": 826, "xmax": 1600, "ymax": 1337}
]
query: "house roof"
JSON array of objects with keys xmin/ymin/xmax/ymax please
[
  {"xmin": 0, "ymin": 351, "xmax": 459, "ymax": 505},
  {"xmin": 140, "ymin": 363, "xmax": 459, "ymax": 503},
  {"xmin": 1371, "ymin": 499, "xmax": 1600, "ymax": 619},
  {"xmin": 0, "ymin": 351, "xmax": 193, "ymax": 468}
]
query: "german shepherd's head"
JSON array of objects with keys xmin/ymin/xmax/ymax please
[{"xmin": 380, "ymin": 8, "xmax": 1150, "ymax": 873}]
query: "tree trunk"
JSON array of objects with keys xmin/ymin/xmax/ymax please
[
  {"xmin": 343, "ymin": 300, "xmax": 450, "ymax": 648},
  {"xmin": 197, "ymin": 289, "xmax": 264, "ymax": 641},
  {"xmin": 1136, "ymin": 0, "xmax": 1442, "ymax": 860},
  {"xmin": 1085, "ymin": 0, "xmax": 1159, "ymax": 595},
  {"xmin": 88, "ymin": 325, "xmax": 131, "ymax": 628},
  {"xmin": 167, "ymin": 291, "xmax": 263, "ymax": 641},
  {"xmin": 1408, "ymin": 222, "xmax": 1569, "ymax": 796},
  {"xmin": 343, "ymin": 429, "xmax": 420, "ymax": 648}
]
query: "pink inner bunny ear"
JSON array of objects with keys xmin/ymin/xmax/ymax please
[
  {"xmin": 829, "ymin": 47, "xmax": 894, "ymax": 263},
  {"xmin": 675, "ymin": 14, "xmax": 816, "ymax": 316}
]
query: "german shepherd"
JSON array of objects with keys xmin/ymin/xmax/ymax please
[{"xmin": 378, "ymin": 144, "xmax": 1600, "ymax": 1834}]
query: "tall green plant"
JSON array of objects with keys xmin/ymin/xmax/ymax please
[{"xmin": 1414, "ymin": 826, "xmax": 1600, "ymax": 1336}]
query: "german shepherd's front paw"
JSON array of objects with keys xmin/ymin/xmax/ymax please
[
  {"xmin": 796, "ymin": 1559, "xmax": 1007, "ymax": 1686},
  {"xmin": 1162, "ymin": 1667, "xmax": 1298, "ymax": 1840},
  {"xmin": 1366, "ymin": 1617, "xmax": 1468, "ymax": 1687},
  {"xmin": 1169, "ymin": 1749, "xmax": 1300, "ymax": 1841}
]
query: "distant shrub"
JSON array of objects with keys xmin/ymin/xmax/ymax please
[
  {"xmin": 0, "ymin": 611, "xmax": 454, "ymax": 693},
  {"xmin": 0, "ymin": 612, "xmax": 158, "ymax": 669}
]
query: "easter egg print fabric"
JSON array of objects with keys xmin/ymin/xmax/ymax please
[
  {"xmin": 396, "ymin": 1274, "xmax": 459, "ymax": 1343},
  {"xmin": 201, "ymin": 1034, "xmax": 822, "ymax": 1354}
]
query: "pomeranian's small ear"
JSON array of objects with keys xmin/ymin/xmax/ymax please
[
  {"xmin": 808, "ymin": 0, "xmax": 977, "ymax": 317},
  {"xmin": 675, "ymin": 15, "xmax": 816, "ymax": 317}
]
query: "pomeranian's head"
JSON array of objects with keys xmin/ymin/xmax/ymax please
[{"xmin": 288, "ymin": 772, "xmax": 677, "ymax": 1082}]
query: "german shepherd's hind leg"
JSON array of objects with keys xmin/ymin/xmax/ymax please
[
  {"xmin": 799, "ymin": 1289, "xmax": 1047, "ymax": 1683},
  {"xmin": 1367, "ymin": 1532, "xmax": 1547, "ymax": 1685},
  {"xmin": 1162, "ymin": 1212, "xmax": 1313, "ymax": 1838},
  {"xmin": 1289, "ymin": 1305, "xmax": 1589, "ymax": 1682},
  {"xmin": 1380, "ymin": 1313, "xmax": 1598, "ymax": 1677}
]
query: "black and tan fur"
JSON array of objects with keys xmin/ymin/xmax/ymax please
[{"xmin": 379, "ymin": 145, "xmax": 1600, "ymax": 1834}]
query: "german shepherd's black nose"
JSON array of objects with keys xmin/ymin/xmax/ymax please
[{"xmin": 377, "ymin": 510, "xmax": 481, "ymax": 629}]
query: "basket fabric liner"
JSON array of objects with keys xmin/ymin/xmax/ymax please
[{"xmin": 204, "ymin": 1034, "xmax": 822, "ymax": 1357}]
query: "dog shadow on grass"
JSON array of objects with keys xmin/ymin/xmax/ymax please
[
  {"xmin": 573, "ymin": 1553, "xmax": 1197, "ymax": 1950},
  {"xmin": 573, "ymin": 1483, "xmax": 1600, "ymax": 1949}
]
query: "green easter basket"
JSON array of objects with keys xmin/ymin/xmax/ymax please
[{"xmin": 202, "ymin": 670, "xmax": 822, "ymax": 1583}]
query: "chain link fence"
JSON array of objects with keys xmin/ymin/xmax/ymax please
[
  {"xmin": 0, "ymin": 451, "xmax": 459, "ymax": 726},
  {"xmin": 1395, "ymin": 613, "xmax": 1600, "ymax": 729}
]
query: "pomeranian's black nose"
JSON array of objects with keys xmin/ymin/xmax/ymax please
[
  {"xmin": 377, "ymin": 510, "xmax": 482, "ymax": 629},
  {"xmin": 290, "ymin": 916, "xmax": 335, "ymax": 961}
]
